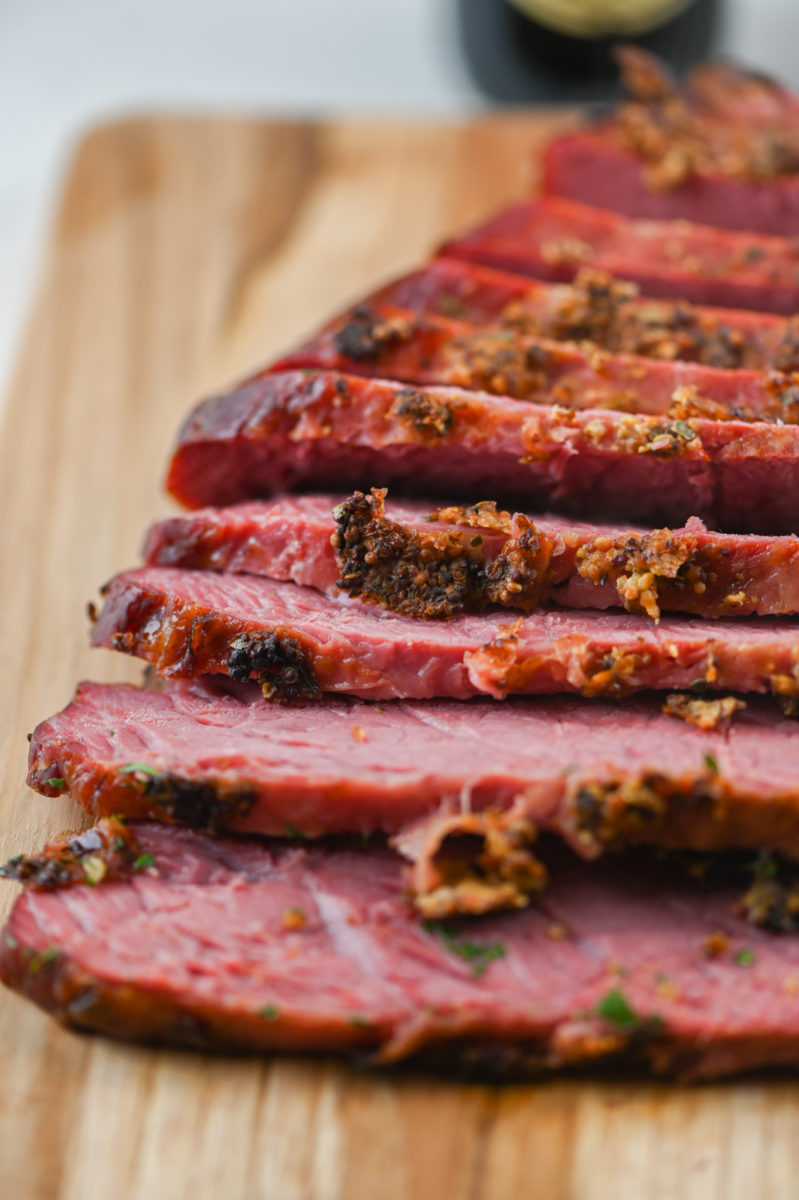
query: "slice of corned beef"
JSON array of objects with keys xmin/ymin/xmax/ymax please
[
  {"xmin": 27, "ymin": 679, "xmax": 799, "ymax": 891},
  {"xmin": 367, "ymin": 260, "xmax": 799, "ymax": 374},
  {"xmin": 5, "ymin": 821, "xmax": 799, "ymax": 1079},
  {"xmin": 271, "ymin": 300, "xmax": 799, "ymax": 424},
  {"xmin": 90, "ymin": 566, "xmax": 799, "ymax": 702},
  {"xmin": 143, "ymin": 490, "xmax": 799, "ymax": 621},
  {"xmin": 439, "ymin": 196, "xmax": 799, "ymax": 314},
  {"xmin": 541, "ymin": 48, "xmax": 799, "ymax": 235},
  {"xmin": 164, "ymin": 370, "xmax": 799, "ymax": 534}
]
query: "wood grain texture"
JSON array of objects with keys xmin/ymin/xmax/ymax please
[{"xmin": 2, "ymin": 113, "xmax": 798, "ymax": 1200}]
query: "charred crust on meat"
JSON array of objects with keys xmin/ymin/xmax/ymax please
[
  {"xmin": 136, "ymin": 774, "xmax": 257, "ymax": 835},
  {"xmin": 663, "ymin": 693, "xmax": 746, "ymax": 730},
  {"xmin": 228, "ymin": 630, "xmax": 321, "ymax": 701},
  {"xmin": 0, "ymin": 817, "xmax": 143, "ymax": 890},
  {"xmin": 576, "ymin": 527, "xmax": 740, "ymax": 621},
  {"xmin": 391, "ymin": 388, "xmax": 454, "ymax": 437},
  {"xmin": 773, "ymin": 321, "xmax": 799, "ymax": 373},
  {"xmin": 564, "ymin": 772, "xmax": 723, "ymax": 855},
  {"xmin": 445, "ymin": 329, "xmax": 551, "ymax": 398},
  {"xmin": 333, "ymin": 306, "xmax": 414, "ymax": 362},
  {"xmin": 613, "ymin": 45, "xmax": 799, "ymax": 189},
  {"xmin": 407, "ymin": 811, "xmax": 548, "ymax": 918},
  {"xmin": 667, "ymin": 385, "xmax": 745, "ymax": 423},
  {"xmin": 331, "ymin": 488, "xmax": 551, "ymax": 618},
  {"xmin": 504, "ymin": 269, "xmax": 748, "ymax": 372},
  {"xmin": 765, "ymin": 372, "xmax": 799, "ymax": 423},
  {"xmin": 739, "ymin": 854, "xmax": 799, "ymax": 933}
]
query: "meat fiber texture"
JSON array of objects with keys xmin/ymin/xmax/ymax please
[
  {"xmin": 541, "ymin": 53, "xmax": 799, "ymax": 235},
  {"xmin": 5, "ymin": 821, "xmax": 799, "ymax": 1080},
  {"xmin": 90, "ymin": 565, "xmax": 799, "ymax": 702},
  {"xmin": 439, "ymin": 196, "xmax": 799, "ymax": 314},
  {"xmin": 164, "ymin": 369, "xmax": 799, "ymax": 534},
  {"xmin": 273, "ymin": 302, "xmax": 799, "ymax": 425},
  {"xmin": 365, "ymin": 259, "xmax": 799, "ymax": 375},
  {"xmin": 27, "ymin": 678, "xmax": 799, "ymax": 864},
  {"xmin": 143, "ymin": 493, "xmax": 799, "ymax": 620},
  {"xmin": 542, "ymin": 129, "xmax": 799, "ymax": 236}
]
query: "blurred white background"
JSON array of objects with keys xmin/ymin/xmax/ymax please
[{"xmin": 1, "ymin": 0, "xmax": 798, "ymax": 395}]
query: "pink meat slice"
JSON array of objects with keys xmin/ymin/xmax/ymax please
[
  {"xmin": 90, "ymin": 565, "xmax": 799, "ymax": 702},
  {"xmin": 143, "ymin": 493, "xmax": 799, "ymax": 620},
  {"xmin": 144, "ymin": 492, "xmax": 799, "ymax": 619},
  {"xmin": 540, "ymin": 53, "xmax": 799, "ymax": 235},
  {"xmin": 366, "ymin": 259, "xmax": 799, "ymax": 373},
  {"xmin": 273, "ymin": 302, "xmax": 799, "ymax": 424},
  {"xmin": 439, "ymin": 196, "xmax": 799, "ymax": 313},
  {"xmin": 26, "ymin": 678, "xmax": 799, "ymax": 863},
  {"xmin": 5, "ymin": 822, "xmax": 799, "ymax": 1080},
  {"xmin": 164, "ymin": 369, "xmax": 799, "ymax": 534}
]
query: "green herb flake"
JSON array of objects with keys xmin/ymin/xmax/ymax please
[
  {"xmin": 4, "ymin": 933, "xmax": 18, "ymax": 950},
  {"xmin": 28, "ymin": 947, "xmax": 60, "ymax": 973},
  {"xmin": 283, "ymin": 823, "xmax": 309, "ymax": 841},
  {"xmin": 436, "ymin": 293, "xmax": 465, "ymax": 318},
  {"xmin": 108, "ymin": 729, "xmax": 117, "ymax": 738},
  {"xmin": 595, "ymin": 988, "xmax": 640, "ymax": 1029},
  {"xmin": 258, "ymin": 1004, "xmax": 281, "ymax": 1021},
  {"xmin": 672, "ymin": 420, "xmax": 696, "ymax": 441},
  {"xmin": 348, "ymin": 1014, "xmax": 372, "ymax": 1028},
  {"xmin": 82, "ymin": 855, "xmax": 107, "ymax": 886},
  {"xmin": 133, "ymin": 853, "xmax": 156, "ymax": 871},
  {"xmin": 424, "ymin": 921, "xmax": 506, "ymax": 978},
  {"xmin": 735, "ymin": 947, "xmax": 756, "ymax": 967},
  {"xmin": 469, "ymin": 535, "xmax": 483, "ymax": 548},
  {"xmin": 46, "ymin": 777, "xmax": 67, "ymax": 790},
  {"xmin": 119, "ymin": 762, "xmax": 160, "ymax": 777},
  {"xmin": 703, "ymin": 752, "xmax": 719, "ymax": 776},
  {"xmin": 111, "ymin": 836, "xmax": 128, "ymax": 853},
  {"xmin": 751, "ymin": 851, "xmax": 778, "ymax": 881}
]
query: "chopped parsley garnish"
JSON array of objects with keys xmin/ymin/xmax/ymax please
[
  {"xmin": 703, "ymin": 752, "xmax": 719, "ymax": 776},
  {"xmin": 133, "ymin": 853, "xmax": 156, "ymax": 871},
  {"xmin": 283, "ymin": 823, "xmax": 308, "ymax": 841},
  {"xmin": 595, "ymin": 988, "xmax": 664, "ymax": 1032},
  {"xmin": 119, "ymin": 762, "xmax": 160, "ymax": 776},
  {"xmin": 671, "ymin": 420, "xmax": 696, "ymax": 441},
  {"xmin": 424, "ymin": 921, "xmax": 506, "ymax": 978},
  {"xmin": 258, "ymin": 1004, "xmax": 280, "ymax": 1021},
  {"xmin": 82, "ymin": 855, "xmax": 107, "ymax": 886},
  {"xmin": 735, "ymin": 947, "xmax": 756, "ymax": 967},
  {"xmin": 469, "ymin": 535, "xmax": 483, "ymax": 547},
  {"xmin": 348, "ymin": 1014, "xmax": 372, "ymax": 1028},
  {"xmin": 595, "ymin": 988, "xmax": 639, "ymax": 1029},
  {"xmin": 4, "ymin": 933, "xmax": 17, "ymax": 949},
  {"xmin": 750, "ymin": 851, "xmax": 778, "ymax": 880},
  {"xmin": 46, "ymin": 778, "xmax": 67, "ymax": 790},
  {"xmin": 28, "ymin": 947, "xmax": 60, "ymax": 973}
]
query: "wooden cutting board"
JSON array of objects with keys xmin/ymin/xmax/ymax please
[{"xmin": 2, "ymin": 114, "xmax": 798, "ymax": 1200}]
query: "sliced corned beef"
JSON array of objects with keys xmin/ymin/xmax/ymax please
[
  {"xmin": 90, "ymin": 566, "xmax": 799, "ymax": 701},
  {"xmin": 143, "ymin": 490, "xmax": 799, "ymax": 621},
  {"xmin": 26, "ymin": 679, "xmax": 799, "ymax": 902},
  {"xmin": 542, "ymin": 130, "xmax": 799, "ymax": 238},
  {"xmin": 272, "ymin": 301, "xmax": 799, "ymax": 424},
  {"xmin": 5, "ymin": 821, "xmax": 799, "ymax": 1079},
  {"xmin": 541, "ymin": 48, "xmax": 799, "ymax": 235},
  {"xmin": 165, "ymin": 369, "xmax": 799, "ymax": 533},
  {"xmin": 439, "ymin": 196, "xmax": 799, "ymax": 314},
  {"xmin": 367, "ymin": 260, "xmax": 799, "ymax": 374}
]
